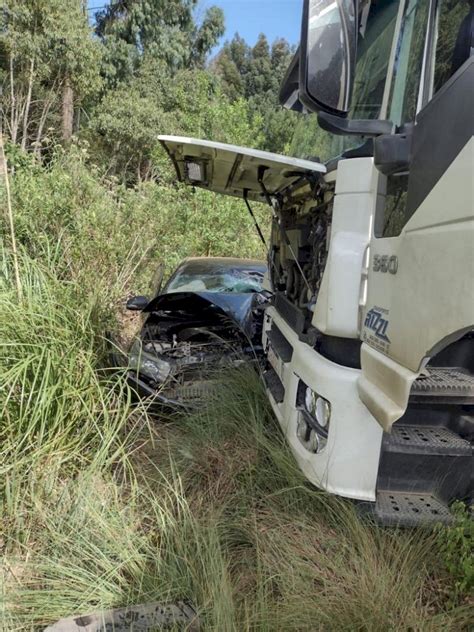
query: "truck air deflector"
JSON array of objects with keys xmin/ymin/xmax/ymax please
[{"xmin": 158, "ymin": 135, "xmax": 326, "ymax": 203}]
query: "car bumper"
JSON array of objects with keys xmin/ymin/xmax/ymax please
[{"xmin": 126, "ymin": 371, "xmax": 219, "ymax": 410}]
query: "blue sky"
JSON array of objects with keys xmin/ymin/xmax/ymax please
[
  {"xmin": 87, "ymin": 1, "xmax": 304, "ymax": 50},
  {"xmin": 198, "ymin": 0, "xmax": 303, "ymax": 49}
]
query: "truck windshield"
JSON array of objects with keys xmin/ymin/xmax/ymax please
[{"xmin": 290, "ymin": 0, "xmax": 400, "ymax": 163}]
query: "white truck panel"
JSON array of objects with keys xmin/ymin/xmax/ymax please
[
  {"xmin": 314, "ymin": 158, "xmax": 381, "ymax": 338},
  {"xmin": 265, "ymin": 306, "xmax": 383, "ymax": 501},
  {"xmin": 359, "ymin": 139, "xmax": 474, "ymax": 430}
]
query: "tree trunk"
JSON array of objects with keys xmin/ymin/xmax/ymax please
[
  {"xmin": 61, "ymin": 76, "xmax": 74, "ymax": 143},
  {"xmin": 0, "ymin": 126, "xmax": 23, "ymax": 301},
  {"xmin": 9, "ymin": 54, "xmax": 18, "ymax": 144},
  {"xmin": 20, "ymin": 57, "xmax": 35, "ymax": 151},
  {"xmin": 34, "ymin": 97, "xmax": 54, "ymax": 158}
]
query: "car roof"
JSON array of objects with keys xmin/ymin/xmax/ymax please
[{"xmin": 175, "ymin": 257, "xmax": 267, "ymax": 276}]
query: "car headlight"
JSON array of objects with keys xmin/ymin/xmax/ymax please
[{"xmin": 128, "ymin": 340, "xmax": 171, "ymax": 384}]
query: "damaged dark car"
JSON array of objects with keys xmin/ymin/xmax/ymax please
[{"xmin": 125, "ymin": 257, "xmax": 269, "ymax": 407}]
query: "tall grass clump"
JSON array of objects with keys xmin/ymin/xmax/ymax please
[
  {"xmin": 0, "ymin": 242, "xmax": 138, "ymax": 457},
  {"xmin": 0, "ymin": 247, "xmax": 144, "ymax": 628},
  {"xmin": 2, "ymin": 306, "xmax": 471, "ymax": 629}
]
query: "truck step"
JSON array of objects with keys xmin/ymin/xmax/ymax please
[
  {"xmin": 384, "ymin": 424, "xmax": 471, "ymax": 457},
  {"xmin": 377, "ymin": 424, "xmax": 472, "ymax": 502},
  {"xmin": 375, "ymin": 491, "xmax": 453, "ymax": 527},
  {"xmin": 410, "ymin": 367, "xmax": 474, "ymax": 404}
]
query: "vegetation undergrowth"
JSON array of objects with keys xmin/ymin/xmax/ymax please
[
  {"xmin": 0, "ymin": 235, "xmax": 472, "ymax": 631},
  {"xmin": 1, "ymin": 1, "xmax": 472, "ymax": 629},
  {"xmin": 0, "ymin": 149, "xmax": 472, "ymax": 631},
  {"xmin": 1, "ymin": 353, "xmax": 472, "ymax": 630}
]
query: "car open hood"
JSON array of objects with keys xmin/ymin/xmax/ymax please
[
  {"xmin": 144, "ymin": 291, "xmax": 264, "ymax": 340},
  {"xmin": 158, "ymin": 136, "xmax": 326, "ymax": 203}
]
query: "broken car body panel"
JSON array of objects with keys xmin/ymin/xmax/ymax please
[{"xmin": 144, "ymin": 291, "xmax": 263, "ymax": 341}]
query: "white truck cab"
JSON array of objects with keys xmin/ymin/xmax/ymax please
[{"xmin": 160, "ymin": 0, "xmax": 473, "ymax": 526}]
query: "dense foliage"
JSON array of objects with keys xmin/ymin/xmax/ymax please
[
  {"xmin": 95, "ymin": 0, "xmax": 225, "ymax": 83},
  {"xmin": 212, "ymin": 33, "xmax": 296, "ymax": 153},
  {"xmin": 0, "ymin": 0, "xmax": 295, "ymax": 183}
]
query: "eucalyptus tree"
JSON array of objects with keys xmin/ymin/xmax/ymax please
[
  {"xmin": 0, "ymin": 0, "xmax": 102, "ymax": 149},
  {"xmin": 212, "ymin": 33, "xmax": 296, "ymax": 153},
  {"xmin": 94, "ymin": 0, "xmax": 225, "ymax": 88}
]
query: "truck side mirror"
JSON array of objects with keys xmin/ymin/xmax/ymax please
[
  {"xmin": 126, "ymin": 295, "xmax": 149, "ymax": 311},
  {"xmin": 299, "ymin": 0, "xmax": 357, "ymax": 116}
]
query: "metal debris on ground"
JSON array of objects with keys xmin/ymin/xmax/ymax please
[{"xmin": 43, "ymin": 601, "xmax": 199, "ymax": 631}]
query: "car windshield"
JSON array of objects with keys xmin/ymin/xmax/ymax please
[{"xmin": 166, "ymin": 267, "xmax": 264, "ymax": 294}]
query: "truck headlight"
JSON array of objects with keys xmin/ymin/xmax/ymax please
[
  {"xmin": 128, "ymin": 340, "xmax": 171, "ymax": 384},
  {"xmin": 304, "ymin": 387, "xmax": 331, "ymax": 429},
  {"xmin": 297, "ymin": 381, "xmax": 331, "ymax": 454},
  {"xmin": 315, "ymin": 396, "xmax": 331, "ymax": 428}
]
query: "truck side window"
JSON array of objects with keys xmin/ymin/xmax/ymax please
[
  {"xmin": 377, "ymin": 0, "xmax": 430, "ymax": 238},
  {"xmin": 387, "ymin": 0, "xmax": 430, "ymax": 127},
  {"xmin": 433, "ymin": 0, "xmax": 473, "ymax": 94},
  {"xmin": 377, "ymin": 0, "xmax": 473, "ymax": 238},
  {"xmin": 376, "ymin": 174, "xmax": 410, "ymax": 238},
  {"xmin": 351, "ymin": 0, "xmax": 399, "ymax": 120}
]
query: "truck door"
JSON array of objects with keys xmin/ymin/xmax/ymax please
[{"xmin": 359, "ymin": 0, "xmax": 474, "ymax": 430}]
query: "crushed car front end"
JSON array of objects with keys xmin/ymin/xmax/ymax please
[{"xmin": 126, "ymin": 278, "xmax": 268, "ymax": 408}]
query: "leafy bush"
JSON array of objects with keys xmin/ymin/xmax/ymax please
[
  {"xmin": 87, "ymin": 59, "xmax": 263, "ymax": 183},
  {"xmin": 8, "ymin": 144, "xmax": 268, "ymax": 302}
]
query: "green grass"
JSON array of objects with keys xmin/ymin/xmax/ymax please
[{"xmin": 1, "ymin": 155, "xmax": 472, "ymax": 630}]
